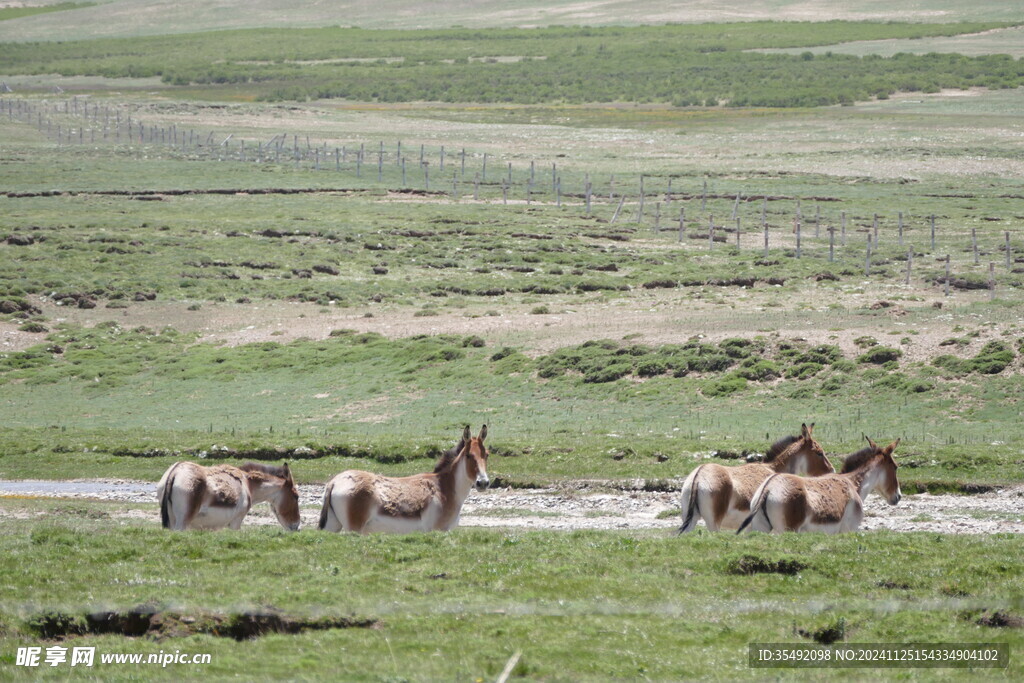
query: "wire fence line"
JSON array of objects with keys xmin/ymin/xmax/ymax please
[{"xmin": 3, "ymin": 95, "xmax": 1020, "ymax": 297}]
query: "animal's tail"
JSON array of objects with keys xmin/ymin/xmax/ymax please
[
  {"xmin": 676, "ymin": 465, "xmax": 705, "ymax": 535},
  {"xmin": 737, "ymin": 474, "xmax": 776, "ymax": 535},
  {"xmin": 318, "ymin": 480, "xmax": 335, "ymax": 531},
  {"xmin": 159, "ymin": 463, "xmax": 180, "ymax": 529}
]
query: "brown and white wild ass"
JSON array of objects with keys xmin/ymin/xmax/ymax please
[
  {"xmin": 318, "ymin": 425, "xmax": 490, "ymax": 533},
  {"xmin": 677, "ymin": 423, "xmax": 833, "ymax": 533},
  {"xmin": 157, "ymin": 461, "xmax": 301, "ymax": 531},
  {"xmin": 737, "ymin": 436, "xmax": 901, "ymax": 534}
]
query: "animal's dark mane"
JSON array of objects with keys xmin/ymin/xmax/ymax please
[
  {"xmin": 433, "ymin": 438, "xmax": 465, "ymax": 474},
  {"xmin": 239, "ymin": 462, "xmax": 290, "ymax": 479},
  {"xmin": 764, "ymin": 435, "xmax": 798, "ymax": 463},
  {"xmin": 840, "ymin": 446, "xmax": 878, "ymax": 474}
]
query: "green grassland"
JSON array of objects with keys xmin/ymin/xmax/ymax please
[
  {"xmin": 3, "ymin": 22, "xmax": 1023, "ymax": 106},
  {"xmin": 0, "ymin": 502, "xmax": 1020, "ymax": 680}
]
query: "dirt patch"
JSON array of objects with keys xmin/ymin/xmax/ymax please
[
  {"xmin": 27, "ymin": 608, "xmax": 379, "ymax": 641},
  {"xmin": 974, "ymin": 611, "xmax": 1024, "ymax": 629},
  {"xmin": 726, "ymin": 555, "xmax": 807, "ymax": 575}
]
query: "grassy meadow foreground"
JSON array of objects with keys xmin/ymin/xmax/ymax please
[
  {"xmin": 2, "ymin": 9, "xmax": 1024, "ymax": 679},
  {"xmin": 0, "ymin": 499, "xmax": 1021, "ymax": 680}
]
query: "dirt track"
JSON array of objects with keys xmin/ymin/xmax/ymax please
[{"xmin": 1, "ymin": 479, "xmax": 1021, "ymax": 535}]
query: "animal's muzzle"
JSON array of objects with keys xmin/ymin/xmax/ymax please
[{"xmin": 476, "ymin": 475, "xmax": 490, "ymax": 492}]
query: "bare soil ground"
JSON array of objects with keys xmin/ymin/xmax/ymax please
[{"xmin": 2, "ymin": 479, "xmax": 1021, "ymax": 535}]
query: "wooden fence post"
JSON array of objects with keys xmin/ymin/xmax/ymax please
[
  {"xmin": 679, "ymin": 207, "xmax": 685, "ymax": 243},
  {"xmin": 944, "ymin": 255, "xmax": 951, "ymax": 296},
  {"xmin": 610, "ymin": 195, "xmax": 626, "ymax": 224},
  {"xmin": 637, "ymin": 175, "xmax": 645, "ymax": 223},
  {"xmin": 708, "ymin": 215, "xmax": 714, "ymax": 250},
  {"xmin": 828, "ymin": 227, "xmax": 835, "ymax": 262},
  {"xmin": 841, "ymin": 211, "xmax": 847, "ymax": 246},
  {"xmin": 865, "ymin": 235, "xmax": 872, "ymax": 276},
  {"xmin": 898, "ymin": 212, "xmax": 904, "ymax": 246},
  {"xmin": 930, "ymin": 215, "xmax": 936, "ymax": 251},
  {"xmin": 972, "ymin": 228, "xmax": 979, "ymax": 264},
  {"xmin": 795, "ymin": 218, "xmax": 801, "ymax": 258}
]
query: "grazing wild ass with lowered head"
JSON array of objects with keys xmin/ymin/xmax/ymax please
[
  {"xmin": 737, "ymin": 436, "xmax": 901, "ymax": 534},
  {"xmin": 677, "ymin": 423, "xmax": 833, "ymax": 533},
  {"xmin": 157, "ymin": 461, "xmax": 301, "ymax": 531},
  {"xmin": 319, "ymin": 425, "xmax": 490, "ymax": 533}
]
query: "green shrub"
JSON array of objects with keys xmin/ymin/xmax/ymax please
[
  {"xmin": 687, "ymin": 354, "xmax": 734, "ymax": 373},
  {"xmin": 831, "ymin": 359, "xmax": 857, "ymax": 373},
  {"xmin": 820, "ymin": 376, "xmax": 845, "ymax": 392},
  {"xmin": 584, "ymin": 362, "xmax": 633, "ymax": 384},
  {"xmin": 735, "ymin": 358, "xmax": 780, "ymax": 381},
  {"xmin": 636, "ymin": 358, "xmax": 669, "ymax": 377},
  {"xmin": 719, "ymin": 337, "xmax": 761, "ymax": 359},
  {"xmin": 703, "ymin": 374, "xmax": 747, "ymax": 397},
  {"xmin": 787, "ymin": 362, "xmax": 823, "ymax": 380},
  {"xmin": 969, "ymin": 341, "xmax": 1014, "ymax": 374},
  {"xmin": 796, "ymin": 344, "xmax": 843, "ymax": 365},
  {"xmin": 857, "ymin": 347, "xmax": 901, "ymax": 364}
]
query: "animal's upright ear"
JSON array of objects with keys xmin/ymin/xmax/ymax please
[
  {"xmin": 884, "ymin": 438, "xmax": 901, "ymax": 455},
  {"xmin": 801, "ymin": 423, "xmax": 812, "ymax": 438},
  {"xmin": 462, "ymin": 425, "xmax": 471, "ymax": 444},
  {"xmin": 864, "ymin": 435, "xmax": 878, "ymax": 450},
  {"xmin": 283, "ymin": 462, "xmax": 292, "ymax": 480},
  {"xmin": 478, "ymin": 424, "xmax": 488, "ymax": 442}
]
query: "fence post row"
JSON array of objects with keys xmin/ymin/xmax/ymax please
[{"xmin": 2, "ymin": 96, "xmax": 1017, "ymax": 288}]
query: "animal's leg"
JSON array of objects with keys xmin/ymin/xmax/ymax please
[
  {"xmin": 170, "ymin": 488, "xmax": 192, "ymax": 530},
  {"xmin": 841, "ymin": 499, "xmax": 864, "ymax": 533},
  {"xmin": 700, "ymin": 490, "xmax": 722, "ymax": 531},
  {"xmin": 320, "ymin": 494, "xmax": 343, "ymax": 532},
  {"xmin": 229, "ymin": 508, "xmax": 247, "ymax": 530}
]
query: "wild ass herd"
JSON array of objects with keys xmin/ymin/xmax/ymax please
[{"xmin": 157, "ymin": 423, "xmax": 902, "ymax": 535}]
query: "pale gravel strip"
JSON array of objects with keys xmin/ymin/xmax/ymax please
[{"xmin": 1, "ymin": 479, "xmax": 1021, "ymax": 534}]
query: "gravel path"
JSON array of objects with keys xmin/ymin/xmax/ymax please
[{"xmin": 2, "ymin": 479, "xmax": 1022, "ymax": 534}]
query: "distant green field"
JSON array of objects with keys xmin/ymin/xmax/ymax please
[
  {"xmin": 0, "ymin": 2, "xmax": 92, "ymax": 23},
  {"xmin": 2, "ymin": 22, "xmax": 1022, "ymax": 106}
]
